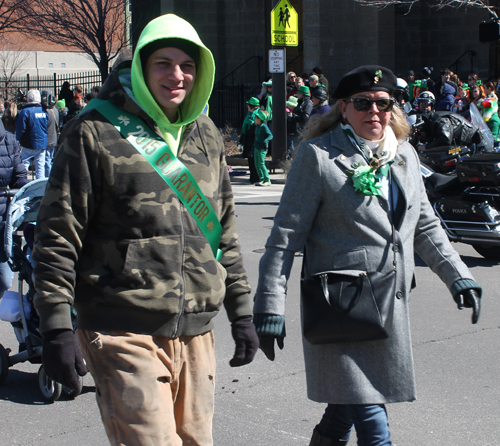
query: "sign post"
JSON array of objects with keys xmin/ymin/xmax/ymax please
[{"xmin": 269, "ymin": 0, "xmax": 299, "ymax": 167}]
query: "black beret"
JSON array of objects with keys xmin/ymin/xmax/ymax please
[
  {"xmin": 332, "ymin": 65, "xmax": 397, "ymax": 100},
  {"xmin": 141, "ymin": 38, "xmax": 200, "ymax": 69}
]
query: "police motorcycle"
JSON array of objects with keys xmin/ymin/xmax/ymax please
[
  {"xmin": 407, "ymin": 91, "xmax": 482, "ymax": 174},
  {"xmin": 416, "ymin": 102, "xmax": 500, "ymax": 261}
]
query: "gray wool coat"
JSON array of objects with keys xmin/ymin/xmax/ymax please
[{"xmin": 253, "ymin": 125, "xmax": 475, "ymax": 404}]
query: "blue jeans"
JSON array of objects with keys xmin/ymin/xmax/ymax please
[
  {"xmin": 0, "ymin": 260, "xmax": 14, "ymax": 299},
  {"xmin": 316, "ymin": 404, "xmax": 392, "ymax": 446},
  {"xmin": 45, "ymin": 146, "xmax": 55, "ymax": 178},
  {"xmin": 21, "ymin": 148, "xmax": 46, "ymax": 179}
]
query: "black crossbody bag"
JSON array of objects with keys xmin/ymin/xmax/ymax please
[{"xmin": 300, "ymin": 172, "xmax": 398, "ymax": 344}]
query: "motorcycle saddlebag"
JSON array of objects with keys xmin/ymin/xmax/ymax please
[{"xmin": 456, "ymin": 152, "xmax": 500, "ymax": 186}]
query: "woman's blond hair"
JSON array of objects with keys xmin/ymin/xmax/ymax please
[{"xmin": 303, "ymin": 99, "xmax": 410, "ymax": 143}]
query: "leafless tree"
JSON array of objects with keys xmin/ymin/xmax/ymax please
[
  {"xmin": 0, "ymin": 35, "xmax": 33, "ymax": 99},
  {"xmin": 20, "ymin": 0, "xmax": 130, "ymax": 83},
  {"xmin": 0, "ymin": 0, "xmax": 26, "ymax": 33},
  {"xmin": 355, "ymin": 0, "xmax": 498, "ymax": 18}
]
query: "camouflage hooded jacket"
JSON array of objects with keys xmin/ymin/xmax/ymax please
[{"xmin": 33, "ymin": 62, "xmax": 252, "ymax": 337}]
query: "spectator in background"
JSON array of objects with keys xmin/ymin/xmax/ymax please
[
  {"xmin": 56, "ymin": 100, "xmax": 68, "ymax": 129},
  {"xmin": 2, "ymin": 101, "xmax": 17, "ymax": 133},
  {"xmin": 58, "ymin": 81, "xmax": 73, "ymax": 105},
  {"xmin": 312, "ymin": 66, "xmax": 329, "ymax": 98},
  {"xmin": 407, "ymin": 70, "xmax": 416, "ymax": 103},
  {"xmin": 239, "ymin": 97, "xmax": 260, "ymax": 184},
  {"xmin": 289, "ymin": 76, "xmax": 304, "ymax": 98},
  {"xmin": 288, "ymin": 85, "xmax": 313, "ymax": 140},
  {"xmin": 260, "ymin": 80, "xmax": 273, "ymax": 130},
  {"xmin": 435, "ymin": 82, "xmax": 456, "ymax": 111},
  {"xmin": 421, "ymin": 66, "xmax": 435, "ymax": 93},
  {"xmin": 467, "ymin": 73, "xmax": 480, "ymax": 87},
  {"xmin": 253, "ymin": 109, "xmax": 273, "ymax": 186},
  {"xmin": 308, "ymin": 75, "xmax": 326, "ymax": 97},
  {"xmin": 41, "ymin": 89, "xmax": 59, "ymax": 177},
  {"xmin": 16, "ymin": 89, "xmax": 49, "ymax": 179},
  {"xmin": 286, "ymin": 72, "xmax": 297, "ymax": 97},
  {"xmin": 286, "ymin": 95, "xmax": 299, "ymax": 159},
  {"xmin": 470, "ymin": 83, "xmax": 485, "ymax": 107},
  {"xmin": 65, "ymin": 93, "xmax": 84, "ymax": 124},
  {"xmin": 434, "ymin": 68, "xmax": 457, "ymax": 98},
  {"xmin": 310, "ymin": 88, "xmax": 330, "ymax": 116}
]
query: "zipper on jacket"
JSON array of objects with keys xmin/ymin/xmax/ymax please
[{"xmin": 173, "ymin": 202, "xmax": 186, "ymax": 338}]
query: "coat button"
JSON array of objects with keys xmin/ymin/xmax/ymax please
[
  {"xmin": 394, "ymin": 244, "xmax": 400, "ymax": 252},
  {"xmin": 396, "ymin": 291, "xmax": 403, "ymax": 299}
]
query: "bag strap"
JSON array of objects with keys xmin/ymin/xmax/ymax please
[{"xmin": 86, "ymin": 98, "xmax": 223, "ymax": 260}]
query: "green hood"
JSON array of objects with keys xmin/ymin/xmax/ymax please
[{"xmin": 131, "ymin": 14, "xmax": 215, "ymax": 154}]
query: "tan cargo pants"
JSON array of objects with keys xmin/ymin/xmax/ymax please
[{"xmin": 76, "ymin": 329, "xmax": 216, "ymax": 446}]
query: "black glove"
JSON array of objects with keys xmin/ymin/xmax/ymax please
[
  {"xmin": 258, "ymin": 335, "xmax": 284, "ymax": 361},
  {"xmin": 229, "ymin": 316, "xmax": 259, "ymax": 367},
  {"xmin": 42, "ymin": 329, "xmax": 88, "ymax": 390},
  {"xmin": 454, "ymin": 288, "xmax": 481, "ymax": 324}
]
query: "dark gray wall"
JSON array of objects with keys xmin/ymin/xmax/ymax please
[{"xmin": 157, "ymin": 0, "xmax": 493, "ymax": 87}]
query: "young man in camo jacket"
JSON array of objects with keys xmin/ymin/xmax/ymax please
[{"xmin": 33, "ymin": 14, "xmax": 258, "ymax": 445}]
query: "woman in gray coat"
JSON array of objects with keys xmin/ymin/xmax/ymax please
[{"xmin": 252, "ymin": 66, "xmax": 482, "ymax": 446}]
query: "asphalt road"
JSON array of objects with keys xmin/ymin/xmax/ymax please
[{"xmin": 0, "ymin": 168, "xmax": 499, "ymax": 446}]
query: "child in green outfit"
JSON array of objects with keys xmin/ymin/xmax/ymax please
[{"xmin": 253, "ymin": 110, "xmax": 273, "ymax": 186}]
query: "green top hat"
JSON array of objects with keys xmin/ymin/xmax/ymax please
[
  {"xmin": 286, "ymin": 96, "xmax": 299, "ymax": 108},
  {"xmin": 262, "ymin": 80, "xmax": 272, "ymax": 87},
  {"xmin": 255, "ymin": 110, "xmax": 267, "ymax": 121},
  {"xmin": 297, "ymin": 85, "xmax": 310, "ymax": 95},
  {"xmin": 246, "ymin": 97, "xmax": 260, "ymax": 106}
]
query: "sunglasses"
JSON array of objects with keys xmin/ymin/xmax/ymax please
[{"xmin": 344, "ymin": 97, "xmax": 395, "ymax": 112}]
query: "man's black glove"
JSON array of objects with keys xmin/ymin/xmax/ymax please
[
  {"xmin": 229, "ymin": 316, "xmax": 259, "ymax": 367},
  {"xmin": 454, "ymin": 288, "xmax": 481, "ymax": 324},
  {"xmin": 42, "ymin": 329, "xmax": 88, "ymax": 390},
  {"xmin": 258, "ymin": 335, "xmax": 284, "ymax": 361}
]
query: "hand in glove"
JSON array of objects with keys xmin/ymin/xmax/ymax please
[
  {"xmin": 258, "ymin": 335, "xmax": 284, "ymax": 361},
  {"xmin": 454, "ymin": 288, "xmax": 481, "ymax": 324},
  {"xmin": 42, "ymin": 329, "xmax": 88, "ymax": 390},
  {"xmin": 229, "ymin": 316, "xmax": 259, "ymax": 367}
]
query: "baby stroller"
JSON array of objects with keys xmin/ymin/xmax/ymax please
[{"xmin": 0, "ymin": 179, "xmax": 81, "ymax": 402}]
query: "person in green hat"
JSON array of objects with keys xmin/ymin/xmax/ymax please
[
  {"xmin": 253, "ymin": 109, "xmax": 273, "ymax": 186},
  {"xmin": 286, "ymin": 96, "xmax": 299, "ymax": 158},
  {"xmin": 32, "ymin": 13, "xmax": 258, "ymax": 445},
  {"xmin": 239, "ymin": 96, "xmax": 260, "ymax": 183},
  {"xmin": 287, "ymin": 85, "xmax": 313, "ymax": 153}
]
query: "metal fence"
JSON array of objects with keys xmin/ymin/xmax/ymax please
[
  {"xmin": 208, "ymin": 83, "xmax": 262, "ymax": 129},
  {"xmin": 1, "ymin": 71, "xmax": 103, "ymax": 102},
  {"xmin": 2, "ymin": 72, "xmax": 260, "ymax": 130}
]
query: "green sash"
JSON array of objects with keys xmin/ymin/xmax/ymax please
[{"xmin": 86, "ymin": 98, "xmax": 222, "ymax": 260}]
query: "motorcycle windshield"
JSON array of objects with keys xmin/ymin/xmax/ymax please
[{"xmin": 469, "ymin": 103, "xmax": 495, "ymax": 152}]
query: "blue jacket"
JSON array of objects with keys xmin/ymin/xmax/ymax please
[
  {"xmin": 15, "ymin": 102, "xmax": 49, "ymax": 151},
  {"xmin": 0, "ymin": 119, "xmax": 29, "ymax": 222},
  {"xmin": 435, "ymin": 83, "xmax": 456, "ymax": 112}
]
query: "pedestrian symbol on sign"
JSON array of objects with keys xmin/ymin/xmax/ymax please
[{"xmin": 271, "ymin": 0, "xmax": 298, "ymax": 47}]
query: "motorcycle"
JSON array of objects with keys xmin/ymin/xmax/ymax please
[
  {"xmin": 409, "ymin": 104, "xmax": 494, "ymax": 174},
  {"xmin": 419, "ymin": 106, "xmax": 500, "ymax": 261}
]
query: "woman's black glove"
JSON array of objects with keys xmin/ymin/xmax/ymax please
[
  {"xmin": 42, "ymin": 329, "xmax": 88, "ymax": 390},
  {"xmin": 454, "ymin": 289, "xmax": 481, "ymax": 324},
  {"xmin": 258, "ymin": 335, "xmax": 284, "ymax": 361},
  {"xmin": 229, "ymin": 316, "xmax": 259, "ymax": 367}
]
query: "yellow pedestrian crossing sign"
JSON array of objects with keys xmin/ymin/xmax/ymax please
[{"xmin": 271, "ymin": 0, "xmax": 299, "ymax": 47}]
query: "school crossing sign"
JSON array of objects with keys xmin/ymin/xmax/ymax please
[{"xmin": 271, "ymin": 0, "xmax": 298, "ymax": 47}]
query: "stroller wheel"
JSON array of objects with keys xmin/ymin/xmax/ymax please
[
  {"xmin": 38, "ymin": 365, "xmax": 62, "ymax": 402},
  {"xmin": 0, "ymin": 343, "xmax": 10, "ymax": 385},
  {"xmin": 62, "ymin": 374, "xmax": 84, "ymax": 399}
]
